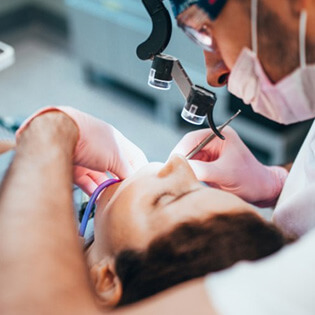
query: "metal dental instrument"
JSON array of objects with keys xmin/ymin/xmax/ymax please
[{"xmin": 186, "ymin": 110, "xmax": 241, "ymax": 160}]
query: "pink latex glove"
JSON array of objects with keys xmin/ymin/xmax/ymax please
[
  {"xmin": 17, "ymin": 106, "xmax": 148, "ymax": 195},
  {"xmin": 170, "ymin": 126, "xmax": 288, "ymax": 207}
]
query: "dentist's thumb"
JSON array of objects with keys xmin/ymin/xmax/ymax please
[{"xmin": 187, "ymin": 159, "xmax": 223, "ymax": 185}]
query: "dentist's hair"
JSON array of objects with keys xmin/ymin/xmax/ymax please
[{"xmin": 115, "ymin": 211, "xmax": 290, "ymax": 306}]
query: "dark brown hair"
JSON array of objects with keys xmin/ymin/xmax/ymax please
[{"xmin": 115, "ymin": 211, "xmax": 289, "ymax": 306}]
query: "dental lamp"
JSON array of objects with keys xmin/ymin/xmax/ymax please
[
  {"xmin": 0, "ymin": 42, "xmax": 15, "ymax": 73},
  {"xmin": 136, "ymin": 0, "xmax": 224, "ymax": 139}
]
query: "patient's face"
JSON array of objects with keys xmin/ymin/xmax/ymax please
[{"xmin": 91, "ymin": 155, "xmax": 256, "ymax": 258}]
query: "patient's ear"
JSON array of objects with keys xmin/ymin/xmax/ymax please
[{"xmin": 89, "ymin": 258, "xmax": 122, "ymax": 307}]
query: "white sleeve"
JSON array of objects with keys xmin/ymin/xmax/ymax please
[{"xmin": 204, "ymin": 229, "xmax": 315, "ymax": 315}]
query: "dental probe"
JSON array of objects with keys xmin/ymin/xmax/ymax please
[{"xmin": 185, "ymin": 110, "xmax": 241, "ymax": 160}]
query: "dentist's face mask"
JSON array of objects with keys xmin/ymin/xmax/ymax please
[{"xmin": 228, "ymin": 0, "xmax": 315, "ymax": 125}]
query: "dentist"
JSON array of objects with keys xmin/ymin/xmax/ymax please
[
  {"xmin": 1, "ymin": 1, "xmax": 315, "ymax": 314},
  {"xmin": 170, "ymin": 0, "xmax": 315, "ymax": 239}
]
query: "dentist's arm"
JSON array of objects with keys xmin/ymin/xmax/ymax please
[
  {"xmin": 17, "ymin": 106, "xmax": 148, "ymax": 196},
  {"xmin": 0, "ymin": 112, "xmax": 98, "ymax": 314}
]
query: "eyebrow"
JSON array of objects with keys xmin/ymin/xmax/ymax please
[{"xmin": 177, "ymin": 6, "xmax": 211, "ymax": 29}]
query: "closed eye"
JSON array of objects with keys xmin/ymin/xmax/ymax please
[
  {"xmin": 166, "ymin": 188, "xmax": 200, "ymax": 205},
  {"xmin": 169, "ymin": 191, "xmax": 190, "ymax": 203},
  {"xmin": 152, "ymin": 189, "xmax": 199, "ymax": 207},
  {"xmin": 152, "ymin": 192, "xmax": 175, "ymax": 207}
]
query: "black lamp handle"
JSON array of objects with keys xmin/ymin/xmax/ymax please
[{"xmin": 137, "ymin": 0, "xmax": 172, "ymax": 60}]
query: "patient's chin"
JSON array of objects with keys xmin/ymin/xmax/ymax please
[{"xmin": 96, "ymin": 182, "xmax": 122, "ymax": 213}]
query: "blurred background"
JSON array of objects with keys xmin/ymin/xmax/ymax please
[{"xmin": 0, "ymin": 0, "xmax": 312, "ymax": 163}]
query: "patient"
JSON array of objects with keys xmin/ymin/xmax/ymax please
[
  {"xmin": 6, "ymin": 107, "xmax": 288, "ymax": 308},
  {"xmin": 84, "ymin": 154, "xmax": 289, "ymax": 307}
]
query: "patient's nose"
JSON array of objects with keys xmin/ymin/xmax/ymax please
[{"xmin": 158, "ymin": 154, "xmax": 197, "ymax": 180}]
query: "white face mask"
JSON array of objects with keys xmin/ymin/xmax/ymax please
[{"xmin": 227, "ymin": 0, "xmax": 315, "ymax": 125}]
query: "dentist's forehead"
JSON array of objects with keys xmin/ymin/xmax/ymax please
[
  {"xmin": 169, "ymin": 0, "xmax": 228, "ymax": 20},
  {"xmin": 197, "ymin": 0, "xmax": 228, "ymax": 20}
]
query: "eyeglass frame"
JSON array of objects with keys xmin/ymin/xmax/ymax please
[{"xmin": 179, "ymin": 23, "xmax": 215, "ymax": 52}]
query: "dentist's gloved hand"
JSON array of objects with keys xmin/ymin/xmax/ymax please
[
  {"xmin": 17, "ymin": 106, "xmax": 148, "ymax": 195},
  {"xmin": 170, "ymin": 126, "xmax": 288, "ymax": 207}
]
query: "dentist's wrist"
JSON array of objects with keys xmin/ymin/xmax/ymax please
[
  {"xmin": 254, "ymin": 166, "xmax": 289, "ymax": 208},
  {"xmin": 16, "ymin": 111, "xmax": 79, "ymax": 158}
]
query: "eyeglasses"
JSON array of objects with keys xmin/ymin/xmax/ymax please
[{"xmin": 180, "ymin": 24, "xmax": 215, "ymax": 52}]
